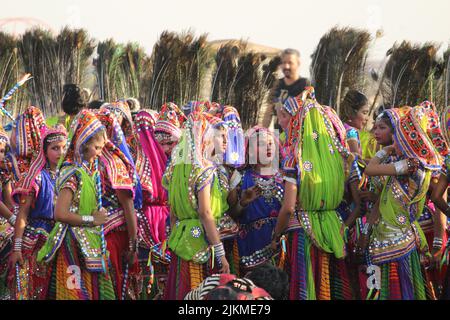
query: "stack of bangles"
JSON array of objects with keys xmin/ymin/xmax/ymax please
[
  {"xmin": 394, "ymin": 158, "xmax": 419, "ymax": 175},
  {"xmin": 375, "ymin": 149, "xmax": 387, "ymax": 159},
  {"xmin": 129, "ymin": 239, "xmax": 138, "ymax": 252},
  {"xmin": 13, "ymin": 238, "xmax": 22, "ymax": 252},
  {"xmin": 213, "ymin": 242, "xmax": 225, "ymax": 264},
  {"xmin": 433, "ymin": 237, "xmax": 443, "ymax": 250},
  {"xmin": 8, "ymin": 214, "xmax": 16, "ymax": 226},
  {"xmin": 81, "ymin": 215, "xmax": 95, "ymax": 227},
  {"xmin": 361, "ymin": 223, "xmax": 373, "ymax": 236}
]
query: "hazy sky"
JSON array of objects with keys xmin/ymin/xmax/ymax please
[{"xmin": 1, "ymin": 0, "xmax": 449, "ymax": 76}]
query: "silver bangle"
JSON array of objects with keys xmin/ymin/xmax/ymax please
[
  {"xmin": 8, "ymin": 214, "xmax": 16, "ymax": 226},
  {"xmin": 362, "ymin": 223, "xmax": 372, "ymax": 236},
  {"xmin": 213, "ymin": 243, "xmax": 226, "ymax": 259},
  {"xmin": 81, "ymin": 215, "xmax": 94, "ymax": 227},
  {"xmin": 13, "ymin": 238, "xmax": 22, "ymax": 252},
  {"xmin": 375, "ymin": 149, "xmax": 388, "ymax": 160},
  {"xmin": 394, "ymin": 160, "xmax": 409, "ymax": 175},
  {"xmin": 433, "ymin": 237, "xmax": 443, "ymax": 249}
]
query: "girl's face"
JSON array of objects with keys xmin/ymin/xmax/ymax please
[
  {"xmin": 212, "ymin": 127, "xmax": 228, "ymax": 156},
  {"xmin": 373, "ymin": 119, "xmax": 394, "ymax": 146},
  {"xmin": 0, "ymin": 142, "xmax": 6, "ymax": 162},
  {"xmin": 160, "ymin": 139, "xmax": 178, "ymax": 157},
  {"xmin": 257, "ymin": 132, "xmax": 275, "ymax": 164},
  {"xmin": 349, "ymin": 104, "xmax": 370, "ymax": 130},
  {"xmin": 46, "ymin": 139, "xmax": 67, "ymax": 167},
  {"xmin": 83, "ymin": 134, "xmax": 106, "ymax": 162},
  {"xmin": 276, "ymin": 107, "xmax": 292, "ymax": 131}
]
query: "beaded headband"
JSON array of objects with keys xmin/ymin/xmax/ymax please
[{"xmin": 45, "ymin": 133, "xmax": 67, "ymax": 144}]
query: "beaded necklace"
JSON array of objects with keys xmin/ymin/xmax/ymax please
[
  {"xmin": 251, "ymin": 170, "xmax": 283, "ymax": 205},
  {"xmin": 94, "ymin": 158, "xmax": 107, "ymax": 274}
]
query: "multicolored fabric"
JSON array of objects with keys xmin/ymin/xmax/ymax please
[
  {"xmin": 12, "ymin": 127, "xmax": 67, "ymax": 201},
  {"xmin": 222, "ymin": 106, "xmax": 245, "ymax": 167},
  {"xmin": 60, "ymin": 109, "xmax": 134, "ymax": 192},
  {"xmin": 384, "ymin": 106, "xmax": 442, "ymax": 171},
  {"xmin": 283, "ymin": 87, "xmax": 351, "ymax": 258},
  {"xmin": 163, "ymin": 107, "xmax": 216, "ymax": 261},
  {"xmin": 0, "ymin": 125, "xmax": 18, "ymax": 183},
  {"xmin": 134, "ymin": 111, "xmax": 170, "ymax": 250},
  {"xmin": 184, "ymin": 273, "xmax": 273, "ymax": 300},
  {"xmin": 283, "ymin": 96, "xmax": 301, "ymax": 117},
  {"xmin": 237, "ymin": 169, "xmax": 283, "ymax": 271},
  {"xmin": 94, "ymin": 108, "xmax": 143, "ymax": 209},
  {"xmin": 285, "ymin": 229, "xmax": 354, "ymax": 300},
  {"xmin": 159, "ymin": 102, "xmax": 187, "ymax": 126},
  {"xmin": 154, "ymin": 103, "xmax": 186, "ymax": 142},
  {"xmin": 14, "ymin": 106, "xmax": 47, "ymax": 176}
]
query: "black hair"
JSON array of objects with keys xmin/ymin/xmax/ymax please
[
  {"xmin": 62, "ymin": 84, "xmax": 87, "ymax": 116},
  {"xmin": 341, "ymin": 90, "xmax": 368, "ymax": 122},
  {"xmin": 376, "ymin": 112, "xmax": 394, "ymax": 133},
  {"xmin": 88, "ymin": 100, "xmax": 105, "ymax": 109},
  {"xmin": 43, "ymin": 133, "xmax": 61, "ymax": 154},
  {"xmin": 245, "ymin": 263, "xmax": 289, "ymax": 300},
  {"xmin": 206, "ymin": 286, "xmax": 239, "ymax": 300}
]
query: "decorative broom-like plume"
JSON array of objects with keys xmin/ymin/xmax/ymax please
[
  {"xmin": 0, "ymin": 32, "xmax": 28, "ymax": 122},
  {"xmin": 19, "ymin": 27, "xmax": 95, "ymax": 118},
  {"xmin": 379, "ymin": 41, "xmax": 443, "ymax": 108},
  {"xmin": 310, "ymin": 26, "xmax": 371, "ymax": 114},
  {"xmin": 146, "ymin": 30, "xmax": 212, "ymax": 109},
  {"xmin": 95, "ymin": 39, "xmax": 125, "ymax": 101},
  {"xmin": 211, "ymin": 40, "xmax": 280, "ymax": 129}
]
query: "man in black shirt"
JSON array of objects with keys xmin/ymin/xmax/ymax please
[{"xmin": 273, "ymin": 48, "xmax": 311, "ymax": 104}]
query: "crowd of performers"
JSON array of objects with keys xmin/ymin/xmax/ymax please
[{"xmin": 2, "ymin": 84, "xmax": 450, "ymax": 300}]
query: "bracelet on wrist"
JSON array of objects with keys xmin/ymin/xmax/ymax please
[
  {"xmin": 128, "ymin": 239, "xmax": 138, "ymax": 252},
  {"xmin": 375, "ymin": 149, "xmax": 388, "ymax": 160},
  {"xmin": 8, "ymin": 214, "xmax": 16, "ymax": 226},
  {"xmin": 13, "ymin": 238, "xmax": 22, "ymax": 252},
  {"xmin": 361, "ymin": 223, "xmax": 373, "ymax": 236},
  {"xmin": 81, "ymin": 215, "xmax": 94, "ymax": 227}
]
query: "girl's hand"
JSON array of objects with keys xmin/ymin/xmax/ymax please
[
  {"xmin": 359, "ymin": 191, "xmax": 378, "ymax": 203},
  {"xmin": 218, "ymin": 256, "xmax": 230, "ymax": 274},
  {"xmin": 92, "ymin": 208, "xmax": 108, "ymax": 226},
  {"xmin": 240, "ymin": 186, "xmax": 261, "ymax": 207},
  {"xmin": 8, "ymin": 251, "xmax": 24, "ymax": 270}
]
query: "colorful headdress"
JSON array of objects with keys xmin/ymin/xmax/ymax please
[
  {"xmin": 13, "ymin": 126, "xmax": 67, "ymax": 200},
  {"xmin": 104, "ymin": 100, "xmax": 134, "ymax": 136},
  {"xmin": 384, "ymin": 106, "xmax": 443, "ymax": 170},
  {"xmin": 163, "ymin": 105, "xmax": 216, "ymax": 209},
  {"xmin": 282, "ymin": 96, "xmax": 302, "ymax": 117},
  {"xmin": 222, "ymin": 106, "xmax": 245, "ymax": 167},
  {"xmin": 419, "ymin": 102, "xmax": 448, "ymax": 158},
  {"xmin": 136, "ymin": 109, "xmax": 159, "ymax": 127},
  {"xmin": 0, "ymin": 125, "xmax": 19, "ymax": 182},
  {"xmin": 94, "ymin": 108, "xmax": 143, "ymax": 208},
  {"xmin": 59, "ymin": 109, "xmax": 135, "ymax": 193},
  {"xmin": 154, "ymin": 103, "xmax": 186, "ymax": 142},
  {"xmin": 134, "ymin": 110, "xmax": 168, "ymax": 202},
  {"xmin": 14, "ymin": 106, "xmax": 47, "ymax": 161},
  {"xmin": 182, "ymin": 101, "xmax": 211, "ymax": 117}
]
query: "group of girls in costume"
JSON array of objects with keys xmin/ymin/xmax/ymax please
[{"xmin": 1, "ymin": 82, "xmax": 450, "ymax": 301}]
